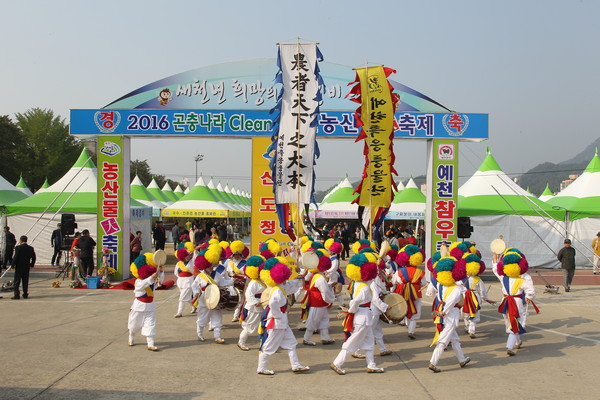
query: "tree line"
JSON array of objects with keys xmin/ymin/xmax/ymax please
[{"xmin": 0, "ymin": 108, "xmax": 184, "ymax": 193}]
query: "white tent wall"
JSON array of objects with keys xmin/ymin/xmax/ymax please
[
  {"xmin": 6, "ymin": 213, "xmax": 97, "ymax": 264},
  {"xmin": 6, "ymin": 211, "xmax": 153, "ymax": 269},
  {"xmin": 470, "ymin": 215, "xmax": 565, "ymax": 268},
  {"xmin": 567, "ymin": 218, "xmax": 600, "ymax": 267}
]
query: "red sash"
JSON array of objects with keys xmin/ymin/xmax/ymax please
[{"xmin": 179, "ymin": 271, "xmax": 193, "ymax": 277}]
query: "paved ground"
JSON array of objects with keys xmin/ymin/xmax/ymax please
[{"xmin": 1, "ymin": 269, "xmax": 599, "ymax": 400}]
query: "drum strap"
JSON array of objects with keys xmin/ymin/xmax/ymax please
[
  {"xmin": 136, "ymin": 282, "xmax": 155, "ymax": 303},
  {"xmin": 342, "ymin": 282, "xmax": 370, "ymax": 341},
  {"xmin": 200, "ymin": 272, "xmax": 217, "ymax": 289},
  {"xmin": 177, "ymin": 260, "xmax": 191, "ymax": 274},
  {"xmin": 430, "ymin": 285, "xmax": 456, "ymax": 347}
]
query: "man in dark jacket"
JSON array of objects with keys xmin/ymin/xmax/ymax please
[
  {"xmin": 78, "ymin": 229, "xmax": 97, "ymax": 277},
  {"xmin": 152, "ymin": 221, "xmax": 166, "ymax": 251},
  {"xmin": 12, "ymin": 235, "xmax": 36, "ymax": 299},
  {"xmin": 50, "ymin": 223, "xmax": 63, "ymax": 266},
  {"xmin": 2, "ymin": 226, "xmax": 17, "ymax": 273},
  {"xmin": 558, "ymin": 238, "xmax": 576, "ymax": 292}
]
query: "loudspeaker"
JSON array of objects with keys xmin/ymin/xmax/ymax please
[
  {"xmin": 61, "ymin": 214, "xmax": 77, "ymax": 236},
  {"xmin": 457, "ymin": 217, "xmax": 473, "ymax": 239}
]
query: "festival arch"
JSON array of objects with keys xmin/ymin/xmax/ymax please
[{"xmin": 70, "ymin": 54, "xmax": 488, "ymax": 280}]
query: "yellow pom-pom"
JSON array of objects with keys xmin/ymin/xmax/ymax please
[
  {"xmin": 144, "ymin": 252, "xmax": 155, "ymax": 266},
  {"xmin": 205, "ymin": 245, "xmax": 222, "ymax": 265},
  {"xmin": 504, "ymin": 263, "xmax": 521, "ymax": 277},
  {"xmin": 246, "ymin": 265, "xmax": 260, "ymax": 280},
  {"xmin": 437, "ymin": 270, "xmax": 455, "ymax": 286},
  {"xmin": 208, "ymin": 238, "xmax": 219, "ymax": 245},
  {"xmin": 130, "ymin": 263, "xmax": 139, "ymax": 279},
  {"xmin": 324, "ymin": 238, "xmax": 335, "ymax": 249},
  {"xmin": 449, "ymin": 242, "xmax": 461, "ymax": 251},
  {"xmin": 351, "ymin": 241, "xmax": 361, "ymax": 255},
  {"xmin": 369, "ymin": 241, "xmax": 376, "ymax": 251},
  {"xmin": 230, "ymin": 240, "xmax": 245, "ymax": 253},
  {"xmin": 268, "ymin": 240, "xmax": 282, "ymax": 255},
  {"xmin": 409, "ymin": 252, "xmax": 424, "ymax": 266},
  {"xmin": 301, "ymin": 241, "xmax": 313, "ymax": 253},
  {"xmin": 185, "ymin": 242, "xmax": 195, "ymax": 253},
  {"xmin": 260, "ymin": 269, "xmax": 276, "ymax": 287},
  {"xmin": 363, "ymin": 252, "xmax": 378, "ymax": 263},
  {"xmin": 320, "ymin": 248, "xmax": 330, "ymax": 258},
  {"xmin": 219, "ymin": 241, "xmax": 229, "ymax": 249},
  {"xmin": 299, "ymin": 236, "xmax": 311, "ymax": 245},
  {"xmin": 346, "ymin": 264, "xmax": 362, "ymax": 282},
  {"xmin": 466, "ymin": 261, "xmax": 481, "ymax": 276}
]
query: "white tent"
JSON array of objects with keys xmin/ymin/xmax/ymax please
[
  {"xmin": 458, "ymin": 149, "xmax": 566, "ymax": 268},
  {"xmin": 386, "ymin": 178, "xmax": 426, "ymax": 220},
  {"xmin": 5, "ymin": 149, "xmax": 152, "ymax": 264},
  {"xmin": 548, "ymin": 152, "xmax": 600, "ymax": 266},
  {"xmin": 315, "ymin": 177, "xmax": 358, "ymax": 219}
]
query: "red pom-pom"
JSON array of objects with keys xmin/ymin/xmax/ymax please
[
  {"xmin": 496, "ymin": 260, "xmax": 505, "ymax": 276},
  {"xmin": 449, "ymin": 248, "xmax": 464, "ymax": 260},
  {"xmin": 138, "ymin": 265, "xmax": 157, "ymax": 280},
  {"xmin": 427, "ymin": 258, "xmax": 435, "ymax": 272},
  {"xmin": 329, "ymin": 242, "xmax": 343, "ymax": 254},
  {"xmin": 176, "ymin": 248, "xmax": 190, "ymax": 262},
  {"xmin": 360, "ymin": 262, "xmax": 378, "ymax": 282},
  {"xmin": 387, "ymin": 248, "xmax": 398, "ymax": 261},
  {"xmin": 271, "ymin": 262, "xmax": 291, "ymax": 284},
  {"xmin": 519, "ymin": 257, "xmax": 529, "ymax": 274},
  {"xmin": 395, "ymin": 252, "xmax": 410, "ymax": 266},
  {"xmin": 261, "ymin": 250, "xmax": 275, "ymax": 259},
  {"xmin": 242, "ymin": 247, "xmax": 250, "ymax": 259},
  {"xmin": 452, "ymin": 259, "xmax": 467, "ymax": 281},
  {"xmin": 225, "ymin": 247, "xmax": 234, "ymax": 259},
  {"xmin": 479, "ymin": 260, "xmax": 487, "ymax": 275},
  {"xmin": 194, "ymin": 255, "xmax": 211, "ymax": 271},
  {"xmin": 317, "ymin": 256, "xmax": 331, "ymax": 272}
]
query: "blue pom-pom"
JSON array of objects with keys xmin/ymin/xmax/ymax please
[
  {"xmin": 465, "ymin": 253, "xmax": 481, "ymax": 263},
  {"xmin": 404, "ymin": 244, "xmax": 421, "ymax": 256},
  {"xmin": 246, "ymin": 255, "xmax": 264, "ymax": 267},
  {"xmin": 435, "ymin": 257, "xmax": 455, "ymax": 272},
  {"xmin": 503, "ymin": 253, "xmax": 522, "ymax": 264},
  {"xmin": 431, "ymin": 251, "xmax": 441, "ymax": 263},
  {"xmin": 134, "ymin": 254, "xmax": 146, "ymax": 268},
  {"xmin": 312, "ymin": 242, "xmax": 324, "ymax": 249},
  {"xmin": 264, "ymin": 257, "xmax": 279, "ymax": 270},
  {"xmin": 349, "ymin": 253, "xmax": 367, "ymax": 267}
]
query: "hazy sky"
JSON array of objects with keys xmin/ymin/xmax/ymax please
[{"xmin": 2, "ymin": 0, "xmax": 599, "ymax": 193}]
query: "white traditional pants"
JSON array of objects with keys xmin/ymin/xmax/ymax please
[{"xmin": 257, "ymin": 327, "xmax": 303, "ymax": 372}]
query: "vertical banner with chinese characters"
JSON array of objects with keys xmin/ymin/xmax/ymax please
[
  {"xmin": 97, "ymin": 136, "xmax": 128, "ymax": 281},
  {"xmin": 269, "ymin": 43, "xmax": 324, "ymax": 240},
  {"xmin": 252, "ymin": 136, "xmax": 294, "ymax": 255},
  {"xmin": 348, "ymin": 66, "xmax": 399, "ymax": 227},
  {"xmin": 426, "ymin": 138, "xmax": 459, "ymax": 260}
]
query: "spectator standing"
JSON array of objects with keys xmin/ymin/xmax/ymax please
[
  {"xmin": 226, "ymin": 221, "xmax": 234, "ymax": 242},
  {"xmin": 2, "ymin": 226, "xmax": 17, "ymax": 273},
  {"xmin": 592, "ymin": 232, "xmax": 600, "ymax": 275},
  {"xmin": 217, "ymin": 221, "xmax": 228, "ymax": 242},
  {"xmin": 50, "ymin": 223, "xmax": 63, "ymax": 266},
  {"xmin": 79, "ymin": 229, "xmax": 97, "ymax": 277},
  {"xmin": 557, "ymin": 238, "xmax": 576, "ymax": 292},
  {"xmin": 130, "ymin": 231, "xmax": 143, "ymax": 262},
  {"xmin": 171, "ymin": 222, "xmax": 181, "ymax": 251},
  {"xmin": 341, "ymin": 223, "xmax": 351, "ymax": 260},
  {"xmin": 11, "ymin": 235, "xmax": 36, "ymax": 300},
  {"xmin": 152, "ymin": 221, "xmax": 166, "ymax": 251},
  {"xmin": 233, "ymin": 223, "xmax": 241, "ymax": 240}
]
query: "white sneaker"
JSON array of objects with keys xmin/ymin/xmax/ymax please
[{"xmin": 198, "ymin": 335, "xmax": 205, "ymax": 342}]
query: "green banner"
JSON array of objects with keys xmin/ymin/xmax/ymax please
[
  {"xmin": 430, "ymin": 139, "xmax": 459, "ymax": 251},
  {"xmin": 97, "ymin": 136, "xmax": 125, "ymax": 280}
]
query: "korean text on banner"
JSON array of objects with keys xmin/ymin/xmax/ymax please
[
  {"xmin": 349, "ymin": 65, "xmax": 399, "ymax": 225},
  {"xmin": 252, "ymin": 136, "xmax": 295, "ymax": 259},
  {"xmin": 269, "ymin": 43, "xmax": 324, "ymax": 240},
  {"xmin": 430, "ymin": 139, "xmax": 459, "ymax": 251},
  {"xmin": 97, "ymin": 136, "xmax": 124, "ymax": 278}
]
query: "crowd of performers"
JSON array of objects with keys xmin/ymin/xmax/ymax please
[{"xmin": 126, "ymin": 236, "xmax": 539, "ymax": 375}]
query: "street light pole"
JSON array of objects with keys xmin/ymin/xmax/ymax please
[{"xmin": 194, "ymin": 154, "xmax": 204, "ymax": 184}]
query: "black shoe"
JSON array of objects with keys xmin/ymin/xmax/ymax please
[
  {"xmin": 11, "ymin": 296, "xmax": 20, "ymax": 300},
  {"xmin": 23, "ymin": 294, "xmax": 28, "ymax": 299}
]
